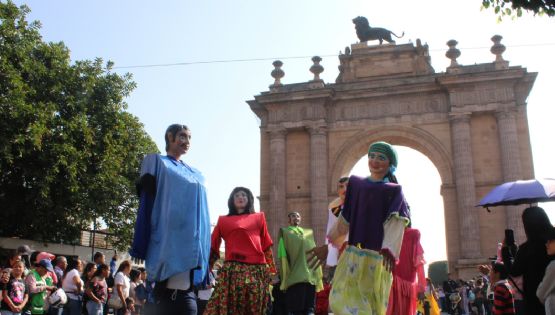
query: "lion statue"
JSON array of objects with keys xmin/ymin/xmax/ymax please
[{"xmin": 352, "ymin": 16, "xmax": 404, "ymax": 45}]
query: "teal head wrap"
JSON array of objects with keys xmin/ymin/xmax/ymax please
[{"xmin": 368, "ymin": 141, "xmax": 398, "ymax": 168}]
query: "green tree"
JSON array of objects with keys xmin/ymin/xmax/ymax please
[
  {"xmin": 0, "ymin": 1, "xmax": 158, "ymax": 250},
  {"xmin": 482, "ymin": 0, "xmax": 555, "ymax": 19},
  {"xmin": 428, "ymin": 260, "xmax": 449, "ymax": 286}
]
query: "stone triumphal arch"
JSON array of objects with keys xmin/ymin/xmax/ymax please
[{"xmin": 247, "ymin": 37, "xmax": 536, "ymax": 276}]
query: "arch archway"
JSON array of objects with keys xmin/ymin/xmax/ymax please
[{"xmin": 248, "ymin": 42, "xmax": 536, "ymax": 277}]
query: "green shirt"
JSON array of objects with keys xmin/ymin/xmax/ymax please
[{"xmin": 278, "ymin": 226, "xmax": 323, "ymax": 292}]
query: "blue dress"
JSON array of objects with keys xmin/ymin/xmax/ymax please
[{"xmin": 130, "ymin": 154, "xmax": 211, "ymax": 286}]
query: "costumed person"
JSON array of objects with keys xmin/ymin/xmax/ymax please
[
  {"xmin": 129, "ymin": 124, "xmax": 211, "ymax": 315},
  {"xmin": 278, "ymin": 211, "xmax": 324, "ymax": 315},
  {"xmin": 417, "ymin": 278, "xmax": 441, "ymax": 315},
  {"xmin": 387, "ymin": 227, "xmax": 426, "ymax": 315},
  {"xmin": 502, "ymin": 206, "xmax": 554, "ymax": 315},
  {"xmin": 537, "ymin": 226, "xmax": 555, "ymax": 315},
  {"xmin": 204, "ymin": 187, "xmax": 276, "ymax": 315},
  {"xmin": 328, "ymin": 141, "xmax": 410, "ymax": 315},
  {"xmin": 306, "ymin": 177, "xmax": 349, "ymax": 272}
]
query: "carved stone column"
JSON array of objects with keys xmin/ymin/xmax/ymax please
[
  {"xmin": 495, "ymin": 109, "xmax": 525, "ymax": 242},
  {"xmin": 308, "ymin": 125, "xmax": 328, "ymax": 245},
  {"xmin": 450, "ymin": 113, "xmax": 481, "ymax": 258},
  {"xmin": 269, "ymin": 127, "xmax": 287, "ymax": 242}
]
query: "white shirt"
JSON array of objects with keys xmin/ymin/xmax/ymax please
[
  {"xmin": 114, "ymin": 271, "xmax": 130, "ymax": 299},
  {"xmin": 166, "ymin": 271, "xmax": 191, "ymax": 290},
  {"xmin": 62, "ymin": 269, "xmax": 83, "ymax": 300}
]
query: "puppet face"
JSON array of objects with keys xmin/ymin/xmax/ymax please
[
  {"xmin": 233, "ymin": 190, "xmax": 249, "ymax": 212},
  {"xmin": 288, "ymin": 212, "xmax": 301, "ymax": 226},
  {"xmin": 168, "ymin": 129, "xmax": 191, "ymax": 157},
  {"xmin": 368, "ymin": 151, "xmax": 390, "ymax": 179}
]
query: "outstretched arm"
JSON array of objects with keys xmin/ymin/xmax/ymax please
[{"xmin": 328, "ymin": 214, "xmax": 349, "ymax": 248}]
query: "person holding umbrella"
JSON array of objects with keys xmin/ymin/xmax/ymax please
[{"xmin": 501, "ymin": 206, "xmax": 555, "ymax": 315}]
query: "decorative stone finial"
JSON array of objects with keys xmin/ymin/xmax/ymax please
[
  {"xmin": 490, "ymin": 35, "xmax": 507, "ymax": 64},
  {"xmin": 445, "ymin": 40, "xmax": 461, "ymax": 68},
  {"xmin": 271, "ymin": 60, "xmax": 284, "ymax": 87},
  {"xmin": 309, "ymin": 56, "xmax": 324, "ymax": 82}
]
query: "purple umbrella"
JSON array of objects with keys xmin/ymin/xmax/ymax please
[{"xmin": 477, "ymin": 178, "xmax": 555, "ymax": 209}]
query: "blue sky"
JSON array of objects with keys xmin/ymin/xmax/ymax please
[{"xmin": 14, "ymin": 0, "xmax": 555, "ymax": 265}]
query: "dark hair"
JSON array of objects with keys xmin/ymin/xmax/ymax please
[
  {"xmin": 6, "ymin": 249, "xmax": 19, "ymax": 267},
  {"xmin": 117, "ymin": 260, "xmax": 131, "ymax": 273},
  {"xmin": 29, "ymin": 251, "xmax": 38, "ymax": 265},
  {"xmin": 492, "ymin": 262, "xmax": 508, "ymax": 279},
  {"xmin": 338, "ymin": 177, "xmax": 349, "ymax": 184},
  {"xmin": 93, "ymin": 252, "xmax": 104, "ymax": 262},
  {"xmin": 522, "ymin": 206, "xmax": 552, "ymax": 242},
  {"xmin": 82, "ymin": 262, "xmax": 96, "ymax": 279},
  {"xmin": 164, "ymin": 124, "xmax": 189, "ymax": 151},
  {"xmin": 130, "ymin": 269, "xmax": 141, "ymax": 282},
  {"xmin": 386, "ymin": 172, "xmax": 398, "ymax": 184},
  {"xmin": 64, "ymin": 258, "xmax": 81, "ymax": 278},
  {"xmin": 138, "ymin": 267, "xmax": 146, "ymax": 273},
  {"xmin": 227, "ymin": 187, "xmax": 255, "ymax": 215},
  {"xmin": 93, "ymin": 263, "xmax": 109, "ymax": 278}
]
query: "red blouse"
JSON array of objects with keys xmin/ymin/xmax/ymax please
[{"xmin": 211, "ymin": 212, "xmax": 273, "ymax": 265}]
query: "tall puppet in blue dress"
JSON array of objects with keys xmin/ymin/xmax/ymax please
[
  {"xmin": 130, "ymin": 124, "xmax": 211, "ymax": 315},
  {"xmin": 328, "ymin": 141, "xmax": 410, "ymax": 315}
]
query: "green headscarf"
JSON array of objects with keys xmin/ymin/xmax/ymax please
[{"xmin": 368, "ymin": 141, "xmax": 398, "ymax": 167}]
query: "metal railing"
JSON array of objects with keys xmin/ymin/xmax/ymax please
[{"xmin": 80, "ymin": 229, "xmax": 117, "ymax": 250}]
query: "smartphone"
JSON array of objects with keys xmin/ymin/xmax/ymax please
[{"xmin": 505, "ymin": 229, "xmax": 515, "ymax": 246}]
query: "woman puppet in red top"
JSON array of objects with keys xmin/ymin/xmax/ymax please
[{"xmin": 204, "ymin": 186, "xmax": 277, "ymax": 315}]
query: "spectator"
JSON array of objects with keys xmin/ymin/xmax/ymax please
[
  {"xmin": 109, "ymin": 254, "xmax": 118, "ymax": 279},
  {"xmin": 1, "ymin": 260, "xmax": 29, "ymax": 315},
  {"xmin": 53, "ymin": 257, "xmax": 67, "ymax": 289},
  {"xmin": 490, "ymin": 262, "xmax": 515, "ymax": 315},
  {"xmin": 48, "ymin": 256, "xmax": 67, "ymax": 315},
  {"xmin": 537, "ymin": 226, "xmax": 555, "ymax": 315},
  {"xmin": 124, "ymin": 297, "xmax": 135, "ymax": 315},
  {"xmin": 82, "ymin": 262, "xmax": 97, "ymax": 285},
  {"xmin": 128, "ymin": 269, "xmax": 141, "ymax": 315},
  {"xmin": 82, "ymin": 262, "xmax": 97, "ymax": 314},
  {"xmin": 93, "ymin": 252, "xmax": 105, "ymax": 268},
  {"xmin": 114, "ymin": 260, "xmax": 131, "ymax": 315},
  {"xmin": 16, "ymin": 245, "xmax": 33, "ymax": 271},
  {"xmin": 85, "ymin": 263, "xmax": 109, "ymax": 315},
  {"xmin": 25, "ymin": 259, "xmax": 56, "ymax": 315},
  {"xmin": 133, "ymin": 268, "xmax": 147, "ymax": 315},
  {"xmin": 502, "ymin": 206, "xmax": 554, "ymax": 315},
  {"xmin": 443, "ymin": 273, "xmax": 460, "ymax": 314},
  {"xmin": 3, "ymin": 250, "xmax": 22, "ymax": 270},
  {"xmin": 62, "ymin": 258, "xmax": 84, "ymax": 315}
]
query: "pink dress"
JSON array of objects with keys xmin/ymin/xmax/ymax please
[{"xmin": 387, "ymin": 228, "xmax": 426, "ymax": 315}]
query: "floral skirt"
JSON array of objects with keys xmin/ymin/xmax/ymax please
[
  {"xmin": 204, "ymin": 261, "xmax": 271, "ymax": 315},
  {"xmin": 330, "ymin": 245, "xmax": 393, "ymax": 315}
]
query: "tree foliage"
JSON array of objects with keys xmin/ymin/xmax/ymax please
[
  {"xmin": 0, "ymin": 1, "xmax": 158, "ymax": 250},
  {"xmin": 428, "ymin": 260, "xmax": 449, "ymax": 286},
  {"xmin": 482, "ymin": 0, "xmax": 555, "ymax": 19}
]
